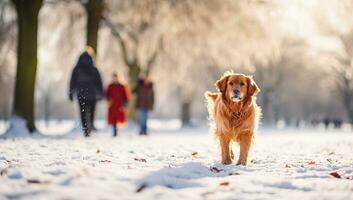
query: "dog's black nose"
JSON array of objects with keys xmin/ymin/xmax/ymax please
[{"xmin": 233, "ymin": 89, "xmax": 240, "ymax": 94}]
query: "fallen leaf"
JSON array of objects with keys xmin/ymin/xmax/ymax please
[
  {"xmin": 210, "ymin": 167, "xmax": 223, "ymax": 173},
  {"xmin": 308, "ymin": 160, "xmax": 316, "ymax": 165},
  {"xmin": 228, "ymin": 172, "xmax": 240, "ymax": 176},
  {"xmin": 136, "ymin": 184, "xmax": 147, "ymax": 193},
  {"xmin": 285, "ymin": 164, "xmax": 291, "ymax": 168},
  {"xmin": 329, "ymin": 171, "xmax": 341, "ymax": 178},
  {"xmin": 96, "ymin": 149, "xmax": 100, "ymax": 153},
  {"xmin": 326, "ymin": 158, "xmax": 332, "ymax": 163},
  {"xmin": 219, "ymin": 181, "xmax": 229, "ymax": 186},
  {"xmin": 191, "ymin": 152, "xmax": 198, "ymax": 157},
  {"xmin": 27, "ymin": 179, "xmax": 42, "ymax": 184},
  {"xmin": 134, "ymin": 158, "xmax": 147, "ymax": 162},
  {"xmin": 99, "ymin": 160, "xmax": 111, "ymax": 163}
]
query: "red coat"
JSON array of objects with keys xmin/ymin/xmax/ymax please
[{"xmin": 106, "ymin": 82, "xmax": 129, "ymax": 125}]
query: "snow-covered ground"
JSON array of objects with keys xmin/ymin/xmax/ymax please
[{"xmin": 0, "ymin": 122, "xmax": 353, "ymax": 200}]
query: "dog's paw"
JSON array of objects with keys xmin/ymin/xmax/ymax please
[
  {"xmin": 236, "ymin": 160, "xmax": 247, "ymax": 166},
  {"xmin": 222, "ymin": 159, "xmax": 232, "ymax": 165}
]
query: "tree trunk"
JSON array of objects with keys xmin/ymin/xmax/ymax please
[
  {"xmin": 181, "ymin": 101, "xmax": 191, "ymax": 126},
  {"xmin": 85, "ymin": 0, "xmax": 103, "ymax": 53},
  {"xmin": 343, "ymin": 93, "xmax": 353, "ymax": 125},
  {"xmin": 128, "ymin": 63, "xmax": 141, "ymax": 120},
  {"xmin": 11, "ymin": 0, "xmax": 43, "ymax": 133}
]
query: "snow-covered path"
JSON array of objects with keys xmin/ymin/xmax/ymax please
[{"xmin": 0, "ymin": 129, "xmax": 353, "ymax": 200}]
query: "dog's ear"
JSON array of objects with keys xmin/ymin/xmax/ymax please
[
  {"xmin": 247, "ymin": 76, "xmax": 260, "ymax": 96},
  {"xmin": 215, "ymin": 75, "xmax": 229, "ymax": 93}
]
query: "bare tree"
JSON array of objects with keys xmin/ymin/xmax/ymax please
[
  {"xmin": 84, "ymin": 0, "xmax": 104, "ymax": 53},
  {"xmin": 315, "ymin": 0, "xmax": 353, "ymax": 124},
  {"xmin": 8, "ymin": 0, "xmax": 43, "ymax": 134},
  {"xmin": 0, "ymin": 1, "xmax": 16, "ymax": 122},
  {"xmin": 101, "ymin": 1, "xmax": 166, "ymax": 118},
  {"xmin": 103, "ymin": 16, "xmax": 163, "ymax": 87},
  {"xmin": 331, "ymin": 31, "xmax": 353, "ymax": 123},
  {"xmin": 253, "ymin": 38, "xmax": 308, "ymax": 125}
]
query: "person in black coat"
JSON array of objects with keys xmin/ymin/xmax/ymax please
[{"xmin": 69, "ymin": 49, "xmax": 103, "ymax": 136}]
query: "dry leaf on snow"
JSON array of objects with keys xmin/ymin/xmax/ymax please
[
  {"xmin": 191, "ymin": 152, "xmax": 198, "ymax": 157},
  {"xmin": 134, "ymin": 158, "xmax": 147, "ymax": 162},
  {"xmin": 329, "ymin": 171, "xmax": 341, "ymax": 178},
  {"xmin": 99, "ymin": 160, "xmax": 111, "ymax": 163},
  {"xmin": 136, "ymin": 184, "xmax": 147, "ymax": 193},
  {"xmin": 308, "ymin": 160, "xmax": 316, "ymax": 165},
  {"xmin": 219, "ymin": 181, "xmax": 230, "ymax": 186},
  {"xmin": 210, "ymin": 167, "xmax": 223, "ymax": 173}
]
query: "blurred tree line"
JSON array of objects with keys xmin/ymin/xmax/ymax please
[{"xmin": 1, "ymin": 0, "xmax": 353, "ymax": 134}]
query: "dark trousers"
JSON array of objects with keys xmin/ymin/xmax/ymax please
[
  {"xmin": 112, "ymin": 124, "xmax": 117, "ymax": 136},
  {"xmin": 78, "ymin": 97, "xmax": 96, "ymax": 136}
]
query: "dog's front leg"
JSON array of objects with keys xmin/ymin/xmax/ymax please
[
  {"xmin": 219, "ymin": 134, "xmax": 232, "ymax": 165},
  {"xmin": 237, "ymin": 133, "xmax": 252, "ymax": 165}
]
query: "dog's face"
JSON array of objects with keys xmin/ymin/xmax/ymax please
[{"xmin": 216, "ymin": 74, "xmax": 260, "ymax": 103}]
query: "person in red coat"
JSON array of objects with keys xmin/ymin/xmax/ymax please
[{"xmin": 106, "ymin": 73, "xmax": 130, "ymax": 136}]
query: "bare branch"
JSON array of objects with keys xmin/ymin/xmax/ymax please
[
  {"xmin": 146, "ymin": 36, "xmax": 164, "ymax": 73},
  {"xmin": 102, "ymin": 15, "xmax": 132, "ymax": 66}
]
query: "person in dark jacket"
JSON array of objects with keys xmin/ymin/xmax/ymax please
[
  {"xmin": 133, "ymin": 74, "xmax": 155, "ymax": 135},
  {"xmin": 69, "ymin": 48, "xmax": 103, "ymax": 136},
  {"xmin": 323, "ymin": 117, "xmax": 330, "ymax": 130},
  {"xmin": 106, "ymin": 73, "xmax": 130, "ymax": 136}
]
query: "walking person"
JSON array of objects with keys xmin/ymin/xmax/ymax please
[
  {"xmin": 106, "ymin": 73, "xmax": 130, "ymax": 136},
  {"xmin": 69, "ymin": 47, "xmax": 103, "ymax": 137},
  {"xmin": 133, "ymin": 73, "xmax": 155, "ymax": 135}
]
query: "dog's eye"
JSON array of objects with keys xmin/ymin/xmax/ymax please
[
  {"xmin": 229, "ymin": 82, "xmax": 233, "ymax": 86},
  {"xmin": 240, "ymin": 82, "xmax": 245, "ymax": 87}
]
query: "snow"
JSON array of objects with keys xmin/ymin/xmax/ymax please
[
  {"xmin": 1, "ymin": 116, "xmax": 40, "ymax": 138},
  {"xmin": 0, "ymin": 122, "xmax": 353, "ymax": 200}
]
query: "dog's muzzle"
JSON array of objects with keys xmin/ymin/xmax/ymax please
[{"xmin": 230, "ymin": 90, "xmax": 243, "ymax": 102}]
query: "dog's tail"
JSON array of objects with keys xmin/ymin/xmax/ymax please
[
  {"xmin": 204, "ymin": 92, "xmax": 218, "ymax": 131},
  {"xmin": 204, "ymin": 91, "xmax": 218, "ymax": 102}
]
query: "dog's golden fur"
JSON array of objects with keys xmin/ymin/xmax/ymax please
[{"xmin": 205, "ymin": 71, "xmax": 261, "ymax": 165}]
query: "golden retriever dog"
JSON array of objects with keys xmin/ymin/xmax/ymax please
[{"xmin": 205, "ymin": 71, "xmax": 261, "ymax": 165}]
